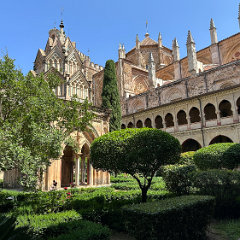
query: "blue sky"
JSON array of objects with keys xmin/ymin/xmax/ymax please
[{"xmin": 0, "ymin": 0, "xmax": 239, "ymax": 74}]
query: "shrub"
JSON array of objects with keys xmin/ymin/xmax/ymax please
[
  {"xmin": 122, "ymin": 195, "xmax": 215, "ymax": 240},
  {"xmin": 162, "ymin": 164, "xmax": 196, "ymax": 195},
  {"xmin": 179, "ymin": 151, "xmax": 195, "ymax": 165},
  {"xmin": 193, "ymin": 143, "xmax": 240, "ymax": 170},
  {"xmin": 192, "ymin": 170, "xmax": 240, "ymax": 218}
]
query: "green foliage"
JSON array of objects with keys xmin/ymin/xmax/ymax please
[
  {"xmin": 122, "ymin": 195, "xmax": 215, "ymax": 240},
  {"xmin": 101, "ymin": 59, "xmax": 121, "ymax": 132},
  {"xmin": 179, "ymin": 151, "xmax": 195, "ymax": 165},
  {"xmin": 192, "ymin": 170, "xmax": 240, "ymax": 218},
  {"xmin": 0, "ymin": 55, "xmax": 94, "ymax": 189},
  {"xmin": 91, "ymin": 128, "xmax": 181, "ymax": 202},
  {"xmin": 193, "ymin": 143, "xmax": 240, "ymax": 170},
  {"xmin": 0, "ymin": 214, "xmax": 17, "ymax": 240},
  {"xmin": 162, "ymin": 164, "xmax": 196, "ymax": 195}
]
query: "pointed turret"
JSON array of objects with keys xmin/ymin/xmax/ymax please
[
  {"xmin": 186, "ymin": 31, "xmax": 198, "ymax": 75},
  {"xmin": 136, "ymin": 34, "xmax": 140, "ymax": 49},
  {"xmin": 209, "ymin": 18, "xmax": 218, "ymax": 44},
  {"xmin": 158, "ymin": 33, "xmax": 163, "ymax": 48},
  {"xmin": 148, "ymin": 52, "xmax": 156, "ymax": 87},
  {"xmin": 172, "ymin": 38, "xmax": 180, "ymax": 61}
]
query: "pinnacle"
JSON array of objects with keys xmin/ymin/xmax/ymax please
[
  {"xmin": 158, "ymin": 32, "xmax": 162, "ymax": 40},
  {"xmin": 187, "ymin": 30, "xmax": 195, "ymax": 45},
  {"xmin": 172, "ymin": 38, "xmax": 179, "ymax": 48},
  {"xmin": 149, "ymin": 52, "xmax": 154, "ymax": 63},
  {"xmin": 119, "ymin": 43, "xmax": 122, "ymax": 50},
  {"xmin": 136, "ymin": 34, "xmax": 139, "ymax": 42},
  {"xmin": 210, "ymin": 18, "xmax": 216, "ymax": 30}
]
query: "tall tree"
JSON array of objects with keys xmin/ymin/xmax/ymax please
[
  {"xmin": 0, "ymin": 55, "xmax": 94, "ymax": 189},
  {"xmin": 101, "ymin": 60, "xmax": 121, "ymax": 132}
]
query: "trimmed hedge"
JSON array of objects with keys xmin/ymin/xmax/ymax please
[
  {"xmin": 179, "ymin": 151, "xmax": 195, "ymax": 165},
  {"xmin": 162, "ymin": 164, "xmax": 196, "ymax": 195},
  {"xmin": 193, "ymin": 143, "xmax": 240, "ymax": 170},
  {"xmin": 15, "ymin": 210, "xmax": 110, "ymax": 240},
  {"xmin": 192, "ymin": 170, "xmax": 240, "ymax": 218},
  {"xmin": 122, "ymin": 195, "xmax": 215, "ymax": 240}
]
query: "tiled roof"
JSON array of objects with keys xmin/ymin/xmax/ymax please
[{"xmin": 141, "ymin": 37, "xmax": 157, "ymax": 46}]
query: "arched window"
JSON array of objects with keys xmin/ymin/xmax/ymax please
[
  {"xmin": 121, "ymin": 124, "xmax": 126, "ymax": 129},
  {"xmin": 127, "ymin": 122, "xmax": 134, "ymax": 128},
  {"xmin": 237, "ymin": 97, "xmax": 240, "ymax": 114},
  {"xmin": 155, "ymin": 115, "xmax": 163, "ymax": 129},
  {"xmin": 165, "ymin": 113, "xmax": 174, "ymax": 128},
  {"xmin": 189, "ymin": 107, "xmax": 201, "ymax": 123},
  {"xmin": 209, "ymin": 135, "xmax": 233, "ymax": 145},
  {"xmin": 177, "ymin": 110, "xmax": 188, "ymax": 125},
  {"xmin": 144, "ymin": 118, "xmax": 152, "ymax": 128},
  {"xmin": 219, "ymin": 100, "xmax": 233, "ymax": 117},
  {"xmin": 204, "ymin": 104, "xmax": 217, "ymax": 120},
  {"xmin": 182, "ymin": 139, "xmax": 201, "ymax": 152},
  {"xmin": 136, "ymin": 120, "xmax": 143, "ymax": 128}
]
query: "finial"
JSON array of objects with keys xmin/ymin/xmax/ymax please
[
  {"xmin": 119, "ymin": 43, "xmax": 122, "ymax": 50},
  {"xmin": 145, "ymin": 20, "xmax": 150, "ymax": 38},
  {"xmin": 210, "ymin": 18, "xmax": 216, "ymax": 30},
  {"xmin": 187, "ymin": 30, "xmax": 194, "ymax": 44},
  {"xmin": 122, "ymin": 44, "xmax": 125, "ymax": 50},
  {"xmin": 158, "ymin": 32, "xmax": 163, "ymax": 47},
  {"xmin": 59, "ymin": 19, "xmax": 64, "ymax": 29},
  {"xmin": 136, "ymin": 34, "xmax": 139, "ymax": 42},
  {"xmin": 158, "ymin": 32, "xmax": 162, "ymax": 40},
  {"xmin": 172, "ymin": 38, "xmax": 179, "ymax": 48}
]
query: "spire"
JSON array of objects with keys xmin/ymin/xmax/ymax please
[
  {"xmin": 187, "ymin": 30, "xmax": 195, "ymax": 45},
  {"xmin": 59, "ymin": 19, "xmax": 66, "ymax": 45},
  {"xmin": 172, "ymin": 38, "xmax": 180, "ymax": 62},
  {"xmin": 149, "ymin": 52, "xmax": 154, "ymax": 63},
  {"xmin": 145, "ymin": 20, "xmax": 150, "ymax": 38},
  {"xmin": 119, "ymin": 43, "xmax": 122, "ymax": 50},
  {"xmin": 136, "ymin": 34, "xmax": 140, "ymax": 49},
  {"xmin": 148, "ymin": 52, "xmax": 156, "ymax": 87},
  {"xmin": 158, "ymin": 32, "xmax": 163, "ymax": 48},
  {"xmin": 209, "ymin": 18, "xmax": 218, "ymax": 44},
  {"xmin": 210, "ymin": 18, "xmax": 216, "ymax": 29},
  {"xmin": 59, "ymin": 19, "xmax": 64, "ymax": 29}
]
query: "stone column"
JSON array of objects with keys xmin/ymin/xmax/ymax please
[
  {"xmin": 75, "ymin": 157, "xmax": 80, "ymax": 186},
  {"xmin": 216, "ymin": 111, "xmax": 221, "ymax": 126},
  {"xmin": 88, "ymin": 164, "xmax": 94, "ymax": 186},
  {"xmin": 187, "ymin": 116, "xmax": 191, "ymax": 130}
]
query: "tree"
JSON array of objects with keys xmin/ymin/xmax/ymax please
[
  {"xmin": 91, "ymin": 128, "xmax": 181, "ymax": 202},
  {"xmin": 0, "ymin": 55, "xmax": 94, "ymax": 189},
  {"xmin": 101, "ymin": 60, "xmax": 121, "ymax": 132}
]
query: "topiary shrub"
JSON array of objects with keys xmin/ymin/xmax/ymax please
[
  {"xmin": 179, "ymin": 151, "xmax": 195, "ymax": 165},
  {"xmin": 192, "ymin": 170, "xmax": 240, "ymax": 218},
  {"xmin": 193, "ymin": 143, "xmax": 240, "ymax": 170},
  {"xmin": 122, "ymin": 195, "xmax": 215, "ymax": 240},
  {"xmin": 162, "ymin": 164, "xmax": 196, "ymax": 195}
]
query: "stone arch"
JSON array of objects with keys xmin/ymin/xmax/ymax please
[
  {"xmin": 209, "ymin": 135, "xmax": 233, "ymax": 145},
  {"xmin": 136, "ymin": 120, "xmax": 143, "ymax": 128},
  {"xmin": 80, "ymin": 143, "xmax": 90, "ymax": 185},
  {"xmin": 182, "ymin": 139, "xmax": 201, "ymax": 152},
  {"xmin": 219, "ymin": 81, "xmax": 235, "ymax": 90},
  {"xmin": 189, "ymin": 107, "xmax": 201, "ymax": 123},
  {"xmin": 144, "ymin": 118, "xmax": 152, "ymax": 128},
  {"xmin": 204, "ymin": 103, "xmax": 217, "ymax": 120},
  {"xmin": 132, "ymin": 75, "xmax": 149, "ymax": 95},
  {"xmin": 177, "ymin": 110, "xmax": 188, "ymax": 125},
  {"xmin": 155, "ymin": 115, "xmax": 163, "ymax": 129},
  {"xmin": 223, "ymin": 42, "xmax": 240, "ymax": 64},
  {"xmin": 165, "ymin": 113, "xmax": 174, "ymax": 127},
  {"xmin": 121, "ymin": 124, "xmax": 126, "ymax": 129},
  {"xmin": 127, "ymin": 122, "xmax": 134, "ymax": 128},
  {"xmin": 219, "ymin": 100, "xmax": 233, "ymax": 117},
  {"xmin": 130, "ymin": 99, "xmax": 145, "ymax": 113},
  {"xmin": 61, "ymin": 145, "xmax": 75, "ymax": 187},
  {"xmin": 237, "ymin": 97, "xmax": 240, "ymax": 114}
]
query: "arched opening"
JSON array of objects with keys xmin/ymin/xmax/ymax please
[
  {"xmin": 182, "ymin": 139, "xmax": 201, "ymax": 152},
  {"xmin": 177, "ymin": 110, "xmax": 188, "ymax": 125},
  {"xmin": 165, "ymin": 113, "xmax": 174, "ymax": 128},
  {"xmin": 237, "ymin": 97, "xmax": 240, "ymax": 114},
  {"xmin": 204, "ymin": 103, "xmax": 217, "ymax": 120},
  {"xmin": 189, "ymin": 107, "xmax": 201, "ymax": 123},
  {"xmin": 61, "ymin": 146, "xmax": 75, "ymax": 187},
  {"xmin": 80, "ymin": 144, "xmax": 90, "ymax": 185},
  {"xmin": 121, "ymin": 124, "xmax": 126, "ymax": 129},
  {"xmin": 209, "ymin": 135, "xmax": 233, "ymax": 145},
  {"xmin": 144, "ymin": 118, "xmax": 152, "ymax": 128},
  {"xmin": 219, "ymin": 100, "xmax": 233, "ymax": 117},
  {"xmin": 136, "ymin": 120, "xmax": 143, "ymax": 128},
  {"xmin": 127, "ymin": 122, "xmax": 134, "ymax": 128},
  {"xmin": 155, "ymin": 115, "xmax": 163, "ymax": 129}
]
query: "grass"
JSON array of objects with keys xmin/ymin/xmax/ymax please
[{"xmin": 211, "ymin": 218, "xmax": 240, "ymax": 240}]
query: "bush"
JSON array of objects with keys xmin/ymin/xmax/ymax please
[
  {"xmin": 179, "ymin": 151, "xmax": 195, "ymax": 165},
  {"xmin": 162, "ymin": 164, "xmax": 196, "ymax": 195},
  {"xmin": 192, "ymin": 170, "xmax": 240, "ymax": 218},
  {"xmin": 122, "ymin": 195, "xmax": 215, "ymax": 240},
  {"xmin": 193, "ymin": 143, "xmax": 240, "ymax": 170}
]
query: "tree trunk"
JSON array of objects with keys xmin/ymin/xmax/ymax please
[{"xmin": 141, "ymin": 187, "xmax": 148, "ymax": 203}]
